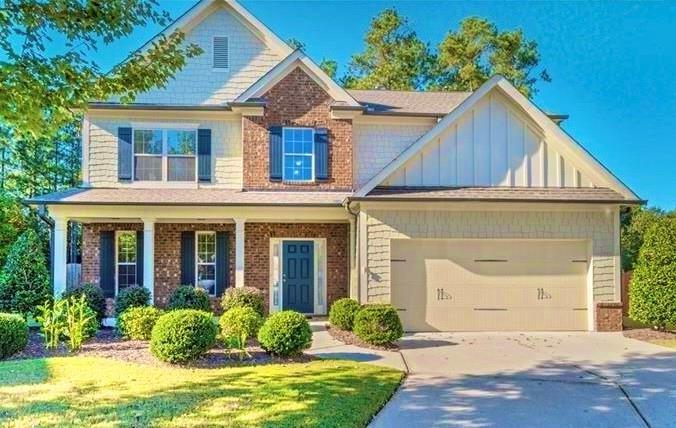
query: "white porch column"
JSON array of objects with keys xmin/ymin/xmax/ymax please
[
  {"xmin": 234, "ymin": 218, "xmax": 246, "ymax": 288},
  {"xmin": 52, "ymin": 217, "xmax": 68, "ymax": 298},
  {"xmin": 142, "ymin": 218, "xmax": 155, "ymax": 302}
]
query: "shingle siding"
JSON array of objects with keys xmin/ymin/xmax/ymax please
[
  {"xmin": 86, "ymin": 116, "xmax": 242, "ymax": 188},
  {"xmin": 130, "ymin": 8, "xmax": 283, "ymax": 105},
  {"xmin": 363, "ymin": 209, "xmax": 618, "ymax": 303},
  {"xmin": 354, "ymin": 122, "xmax": 433, "ymax": 187}
]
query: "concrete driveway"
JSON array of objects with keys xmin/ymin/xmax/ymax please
[{"xmin": 368, "ymin": 332, "xmax": 676, "ymax": 428}]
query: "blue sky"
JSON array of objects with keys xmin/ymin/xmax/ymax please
[{"xmin": 97, "ymin": 1, "xmax": 675, "ymax": 209}]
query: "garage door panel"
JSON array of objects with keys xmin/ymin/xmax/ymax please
[{"xmin": 391, "ymin": 239, "xmax": 588, "ymax": 331}]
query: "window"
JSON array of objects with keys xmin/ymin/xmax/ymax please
[
  {"xmin": 132, "ymin": 128, "xmax": 197, "ymax": 182},
  {"xmin": 283, "ymin": 127, "xmax": 314, "ymax": 182},
  {"xmin": 116, "ymin": 231, "xmax": 137, "ymax": 293},
  {"xmin": 213, "ymin": 36, "xmax": 229, "ymax": 70},
  {"xmin": 196, "ymin": 232, "xmax": 216, "ymax": 296}
]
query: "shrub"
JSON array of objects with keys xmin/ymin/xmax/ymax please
[
  {"xmin": 257, "ymin": 311, "xmax": 312, "ymax": 357},
  {"xmin": 36, "ymin": 299, "xmax": 67, "ymax": 349},
  {"xmin": 353, "ymin": 304, "xmax": 403, "ymax": 345},
  {"xmin": 117, "ymin": 306, "xmax": 163, "ymax": 340},
  {"xmin": 64, "ymin": 295, "xmax": 97, "ymax": 351},
  {"xmin": 220, "ymin": 307, "xmax": 263, "ymax": 359},
  {"xmin": 0, "ymin": 313, "xmax": 28, "ymax": 358},
  {"xmin": 220, "ymin": 287, "xmax": 265, "ymax": 316},
  {"xmin": 629, "ymin": 217, "xmax": 676, "ymax": 330},
  {"xmin": 150, "ymin": 309, "xmax": 217, "ymax": 363},
  {"xmin": 168, "ymin": 286, "xmax": 211, "ymax": 312},
  {"xmin": 115, "ymin": 286, "xmax": 151, "ymax": 316},
  {"xmin": 0, "ymin": 229, "xmax": 51, "ymax": 316},
  {"xmin": 329, "ymin": 298, "xmax": 361, "ymax": 331},
  {"xmin": 62, "ymin": 284, "xmax": 106, "ymax": 324}
]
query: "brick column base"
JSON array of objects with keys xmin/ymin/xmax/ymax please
[{"xmin": 595, "ymin": 302, "xmax": 623, "ymax": 331}]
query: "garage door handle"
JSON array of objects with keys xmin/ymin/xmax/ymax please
[
  {"xmin": 390, "ymin": 259, "xmax": 407, "ymax": 262},
  {"xmin": 396, "ymin": 308, "xmax": 407, "ymax": 311},
  {"xmin": 474, "ymin": 259, "xmax": 508, "ymax": 263}
]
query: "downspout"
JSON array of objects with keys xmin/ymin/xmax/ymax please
[{"xmin": 342, "ymin": 198, "xmax": 359, "ymax": 301}]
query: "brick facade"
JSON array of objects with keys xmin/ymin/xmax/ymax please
[
  {"xmin": 244, "ymin": 223, "xmax": 349, "ymax": 311},
  {"xmin": 242, "ymin": 67, "xmax": 353, "ymax": 191},
  {"xmin": 595, "ymin": 302, "xmax": 624, "ymax": 332}
]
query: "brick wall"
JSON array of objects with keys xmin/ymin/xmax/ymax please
[
  {"xmin": 82, "ymin": 223, "xmax": 235, "ymax": 310},
  {"xmin": 242, "ymin": 67, "xmax": 353, "ymax": 191},
  {"xmin": 595, "ymin": 302, "xmax": 623, "ymax": 331},
  {"xmin": 245, "ymin": 223, "xmax": 349, "ymax": 311}
]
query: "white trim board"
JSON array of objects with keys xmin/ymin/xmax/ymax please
[{"xmin": 355, "ymin": 76, "xmax": 640, "ymax": 201}]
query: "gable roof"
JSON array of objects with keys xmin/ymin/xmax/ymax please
[
  {"xmin": 125, "ymin": 0, "xmax": 291, "ymax": 67},
  {"xmin": 235, "ymin": 50, "xmax": 361, "ymax": 106},
  {"xmin": 348, "ymin": 89, "xmax": 471, "ymax": 116},
  {"xmin": 355, "ymin": 75, "xmax": 640, "ymax": 201}
]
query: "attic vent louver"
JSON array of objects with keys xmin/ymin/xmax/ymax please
[{"xmin": 213, "ymin": 36, "xmax": 229, "ymax": 70}]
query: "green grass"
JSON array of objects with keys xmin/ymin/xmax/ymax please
[
  {"xmin": 0, "ymin": 357, "xmax": 403, "ymax": 427},
  {"xmin": 652, "ymin": 339, "xmax": 676, "ymax": 350}
]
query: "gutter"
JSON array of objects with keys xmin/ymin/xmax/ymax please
[{"xmin": 346, "ymin": 196, "xmax": 646, "ymax": 205}]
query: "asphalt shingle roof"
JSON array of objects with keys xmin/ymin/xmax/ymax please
[{"xmin": 347, "ymin": 89, "xmax": 471, "ymax": 116}]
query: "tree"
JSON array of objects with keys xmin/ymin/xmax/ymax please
[
  {"xmin": 621, "ymin": 207, "xmax": 668, "ymax": 271},
  {"xmin": 286, "ymin": 38, "xmax": 338, "ymax": 79},
  {"xmin": 433, "ymin": 17, "xmax": 550, "ymax": 97},
  {"xmin": 0, "ymin": 229, "xmax": 51, "ymax": 316},
  {"xmin": 342, "ymin": 8, "xmax": 432, "ymax": 90},
  {"xmin": 0, "ymin": 192, "xmax": 47, "ymax": 268},
  {"xmin": 0, "ymin": 0, "xmax": 203, "ymax": 141},
  {"xmin": 629, "ymin": 217, "xmax": 676, "ymax": 330}
]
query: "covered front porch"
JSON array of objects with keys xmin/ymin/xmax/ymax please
[{"xmin": 47, "ymin": 203, "xmax": 355, "ymax": 316}]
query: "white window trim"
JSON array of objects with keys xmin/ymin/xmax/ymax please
[
  {"xmin": 195, "ymin": 231, "xmax": 217, "ymax": 297},
  {"xmin": 131, "ymin": 126, "xmax": 199, "ymax": 183},
  {"xmin": 212, "ymin": 35, "xmax": 229, "ymax": 72},
  {"xmin": 269, "ymin": 238, "xmax": 327, "ymax": 315},
  {"xmin": 282, "ymin": 127, "xmax": 315, "ymax": 183},
  {"xmin": 115, "ymin": 230, "xmax": 137, "ymax": 296}
]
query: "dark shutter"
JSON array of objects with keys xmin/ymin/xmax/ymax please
[
  {"xmin": 180, "ymin": 231, "xmax": 195, "ymax": 286},
  {"xmin": 100, "ymin": 231, "xmax": 115, "ymax": 298},
  {"xmin": 314, "ymin": 127, "xmax": 329, "ymax": 180},
  {"xmin": 118, "ymin": 127, "xmax": 132, "ymax": 180},
  {"xmin": 136, "ymin": 231, "xmax": 144, "ymax": 287},
  {"xmin": 269, "ymin": 126, "xmax": 283, "ymax": 181},
  {"xmin": 215, "ymin": 231, "xmax": 229, "ymax": 297},
  {"xmin": 198, "ymin": 129, "xmax": 212, "ymax": 182}
]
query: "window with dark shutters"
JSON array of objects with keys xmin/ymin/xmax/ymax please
[
  {"xmin": 269, "ymin": 126, "xmax": 283, "ymax": 181},
  {"xmin": 314, "ymin": 128, "xmax": 329, "ymax": 180},
  {"xmin": 99, "ymin": 231, "xmax": 115, "ymax": 298},
  {"xmin": 118, "ymin": 127, "xmax": 132, "ymax": 180},
  {"xmin": 198, "ymin": 129, "xmax": 212, "ymax": 182},
  {"xmin": 180, "ymin": 231, "xmax": 195, "ymax": 286}
]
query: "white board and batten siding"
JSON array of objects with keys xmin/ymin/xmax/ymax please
[{"xmin": 383, "ymin": 91, "xmax": 595, "ymax": 188}]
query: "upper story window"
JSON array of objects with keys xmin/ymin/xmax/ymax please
[
  {"xmin": 133, "ymin": 128, "xmax": 197, "ymax": 182},
  {"xmin": 283, "ymin": 127, "xmax": 314, "ymax": 182},
  {"xmin": 212, "ymin": 36, "xmax": 229, "ymax": 71}
]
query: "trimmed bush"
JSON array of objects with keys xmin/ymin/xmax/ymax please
[
  {"xmin": 168, "ymin": 286, "xmax": 212, "ymax": 312},
  {"xmin": 221, "ymin": 286, "xmax": 265, "ymax": 316},
  {"xmin": 220, "ymin": 306, "xmax": 263, "ymax": 340},
  {"xmin": 0, "ymin": 313, "xmax": 28, "ymax": 358},
  {"xmin": 353, "ymin": 304, "xmax": 403, "ymax": 345},
  {"xmin": 115, "ymin": 286, "xmax": 151, "ymax": 316},
  {"xmin": 150, "ymin": 309, "xmax": 217, "ymax": 363},
  {"xmin": 63, "ymin": 284, "xmax": 106, "ymax": 324},
  {"xmin": 117, "ymin": 306, "xmax": 163, "ymax": 340},
  {"xmin": 329, "ymin": 298, "xmax": 361, "ymax": 331},
  {"xmin": 0, "ymin": 229, "xmax": 51, "ymax": 316},
  {"xmin": 257, "ymin": 311, "xmax": 312, "ymax": 357},
  {"xmin": 629, "ymin": 217, "xmax": 676, "ymax": 330}
]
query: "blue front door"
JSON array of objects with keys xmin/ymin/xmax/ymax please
[{"xmin": 283, "ymin": 241, "xmax": 314, "ymax": 313}]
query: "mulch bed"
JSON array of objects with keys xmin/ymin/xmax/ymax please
[
  {"xmin": 11, "ymin": 328, "xmax": 315, "ymax": 368},
  {"xmin": 326, "ymin": 324, "xmax": 399, "ymax": 351},
  {"xmin": 623, "ymin": 328, "xmax": 676, "ymax": 342}
]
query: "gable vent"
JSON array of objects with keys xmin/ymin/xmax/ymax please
[{"xmin": 213, "ymin": 36, "xmax": 229, "ymax": 70}]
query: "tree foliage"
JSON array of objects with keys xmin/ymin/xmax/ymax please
[
  {"xmin": 433, "ymin": 17, "xmax": 550, "ymax": 96},
  {"xmin": 0, "ymin": 229, "xmax": 51, "ymax": 316},
  {"xmin": 628, "ymin": 217, "xmax": 676, "ymax": 330},
  {"xmin": 621, "ymin": 207, "xmax": 672, "ymax": 271},
  {"xmin": 0, "ymin": 0, "xmax": 203, "ymax": 141},
  {"xmin": 342, "ymin": 8, "xmax": 432, "ymax": 90}
]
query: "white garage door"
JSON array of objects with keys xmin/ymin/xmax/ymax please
[{"xmin": 391, "ymin": 239, "xmax": 589, "ymax": 332}]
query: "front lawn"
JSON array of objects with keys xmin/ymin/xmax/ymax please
[
  {"xmin": 652, "ymin": 339, "xmax": 676, "ymax": 350},
  {"xmin": 0, "ymin": 356, "xmax": 403, "ymax": 427}
]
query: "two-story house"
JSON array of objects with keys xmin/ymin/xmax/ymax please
[{"xmin": 31, "ymin": 0, "xmax": 642, "ymax": 332}]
